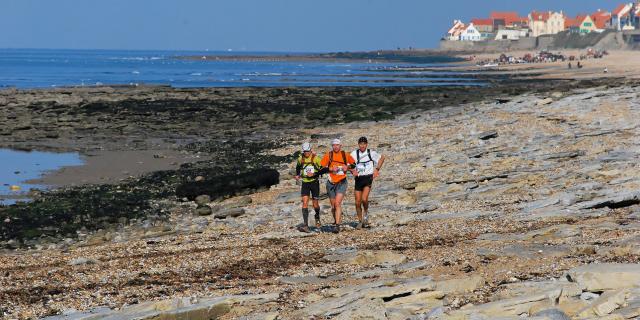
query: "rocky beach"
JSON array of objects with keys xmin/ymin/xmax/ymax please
[{"xmin": 2, "ymin": 60, "xmax": 640, "ymax": 320}]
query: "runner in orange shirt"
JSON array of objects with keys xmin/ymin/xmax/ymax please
[{"xmin": 320, "ymin": 139, "xmax": 356, "ymax": 233}]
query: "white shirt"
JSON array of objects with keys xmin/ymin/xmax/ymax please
[{"xmin": 350, "ymin": 149, "xmax": 381, "ymax": 176}]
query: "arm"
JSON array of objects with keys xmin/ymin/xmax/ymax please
[
  {"xmin": 295, "ymin": 160, "xmax": 302, "ymax": 180},
  {"xmin": 374, "ymin": 154, "xmax": 385, "ymax": 178}
]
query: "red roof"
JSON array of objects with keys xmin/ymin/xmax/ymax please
[
  {"xmin": 530, "ymin": 11, "xmax": 552, "ymax": 22},
  {"xmin": 490, "ymin": 11, "xmax": 527, "ymax": 25},
  {"xmin": 613, "ymin": 3, "xmax": 629, "ymax": 16},
  {"xmin": 471, "ymin": 18, "xmax": 493, "ymax": 26},
  {"xmin": 564, "ymin": 17, "xmax": 577, "ymax": 28},
  {"xmin": 591, "ymin": 10, "xmax": 611, "ymax": 29}
]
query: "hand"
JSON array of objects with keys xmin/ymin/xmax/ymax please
[
  {"xmin": 295, "ymin": 175, "xmax": 300, "ymax": 181},
  {"xmin": 373, "ymin": 169, "xmax": 380, "ymax": 179},
  {"xmin": 341, "ymin": 165, "xmax": 348, "ymax": 172}
]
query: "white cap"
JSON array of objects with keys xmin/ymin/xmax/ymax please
[
  {"xmin": 302, "ymin": 142, "xmax": 312, "ymax": 152},
  {"xmin": 331, "ymin": 138, "xmax": 341, "ymax": 145}
]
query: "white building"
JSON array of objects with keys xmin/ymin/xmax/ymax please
[
  {"xmin": 446, "ymin": 20, "xmax": 466, "ymax": 41},
  {"xmin": 495, "ymin": 29, "xmax": 530, "ymax": 40},
  {"xmin": 460, "ymin": 23, "xmax": 483, "ymax": 41}
]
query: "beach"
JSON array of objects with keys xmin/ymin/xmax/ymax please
[{"xmin": 2, "ymin": 53, "xmax": 640, "ymax": 319}]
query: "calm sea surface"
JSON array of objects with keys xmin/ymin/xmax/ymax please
[{"xmin": 0, "ymin": 48, "xmax": 477, "ymax": 88}]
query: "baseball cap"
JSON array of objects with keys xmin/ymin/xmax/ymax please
[
  {"xmin": 302, "ymin": 142, "xmax": 312, "ymax": 152},
  {"xmin": 331, "ymin": 138, "xmax": 341, "ymax": 145},
  {"xmin": 358, "ymin": 136, "xmax": 368, "ymax": 143}
]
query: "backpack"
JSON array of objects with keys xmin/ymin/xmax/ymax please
[
  {"xmin": 329, "ymin": 151, "xmax": 348, "ymax": 166},
  {"xmin": 298, "ymin": 155, "xmax": 321, "ymax": 178},
  {"xmin": 356, "ymin": 149, "xmax": 374, "ymax": 164}
]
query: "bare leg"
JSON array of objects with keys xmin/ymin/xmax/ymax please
[
  {"xmin": 330, "ymin": 197, "xmax": 337, "ymax": 224},
  {"xmin": 354, "ymin": 190, "xmax": 363, "ymax": 222},
  {"xmin": 361, "ymin": 187, "xmax": 372, "ymax": 226},
  {"xmin": 334, "ymin": 193, "xmax": 344, "ymax": 225}
]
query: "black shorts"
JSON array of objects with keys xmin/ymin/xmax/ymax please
[
  {"xmin": 354, "ymin": 175, "xmax": 374, "ymax": 191},
  {"xmin": 301, "ymin": 180, "xmax": 320, "ymax": 199}
]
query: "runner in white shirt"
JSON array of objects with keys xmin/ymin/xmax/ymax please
[{"xmin": 351, "ymin": 136, "xmax": 385, "ymax": 229}]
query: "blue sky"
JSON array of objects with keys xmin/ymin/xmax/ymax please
[{"xmin": 0, "ymin": 0, "xmax": 626, "ymax": 52}]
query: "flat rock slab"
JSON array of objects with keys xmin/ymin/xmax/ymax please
[
  {"xmin": 567, "ymin": 263, "xmax": 640, "ymax": 291},
  {"xmin": 44, "ymin": 293, "xmax": 279, "ymax": 320},
  {"xmin": 324, "ymin": 250, "xmax": 407, "ymax": 267},
  {"xmin": 278, "ymin": 275, "xmax": 344, "ymax": 285}
]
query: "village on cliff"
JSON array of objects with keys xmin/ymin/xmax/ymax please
[{"xmin": 446, "ymin": 1, "xmax": 640, "ymax": 42}]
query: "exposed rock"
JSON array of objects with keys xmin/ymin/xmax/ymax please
[
  {"xmin": 176, "ymin": 169, "xmax": 279, "ymax": 201},
  {"xmin": 577, "ymin": 289, "xmax": 629, "ymax": 318},
  {"xmin": 435, "ymin": 276, "xmax": 484, "ymax": 294},
  {"xmin": 68, "ymin": 257, "xmax": 97, "ymax": 266},
  {"xmin": 325, "ymin": 250, "xmax": 408, "ymax": 267},
  {"xmin": 538, "ymin": 98, "xmax": 554, "ymax": 105},
  {"xmin": 214, "ymin": 208, "xmax": 246, "ymax": 219},
  {"xmin": 44, "ymin": 293, "xmax": 278, "ymax": 320},
  {"xmin": 195, "ymin": 194, "xmax": 211, "ymax": 206},
  {"xmin": 567, "ymin": 263, "xmax": 640, "ymax": 291},
  {"xmin": 478, "ymin": 131, "xmax": 498, "ymax": 140},
  {"xmin": 531, "ymin": 308, "xmax": 571, "ymax": 320},
  {"xmin": 196, "ymin": 206, "xmax": 213, "ymax": 216}
]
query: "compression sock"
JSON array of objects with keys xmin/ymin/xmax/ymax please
[
  {"xmin": 314, "ymin": 207, "xmax": 320, "ymax": 220},
  {"xmin": 302, "ymin": 208, "xmax": 309, "ymax": 226}
]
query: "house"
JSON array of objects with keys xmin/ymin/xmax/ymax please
[
  {"xmin": 495, "ymin": 29, "xmax": 530, "ymax": 40},
  {"xmin": 471, "ymin": 18, "xmax": 494, "ymax": 33},
  {"xmin": 490, "ymin": 12, "xmax": 529, "ymax": 29},
  {"xmin": 529, "ymin": 11, "xmax": 566, "ymax": 37},
  {"xmin": 611, "ymin": 2, "xmax": 640, "ymax": 30},
  {"xmin": 591, "ymin": 9, "xmax": 612, "ymax": 30},
  {"xmin": 566, "ymin": 15, "xmax": 598, "ymax": 33},
  {"xmin": 446, "ymin": 20, "xmax": 466, "ymax": 41},
  {"xmin": 460, "ymin": 23, "xmax": 483, "ymax": 41}
]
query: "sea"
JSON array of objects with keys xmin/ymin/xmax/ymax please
[
  {"xmin": 0, "ymin": 48, "xmax": 475, "ymax": 204},
  {"xmin": 0, "ymin": 48, "xmax": 477, "ymax": 88}
]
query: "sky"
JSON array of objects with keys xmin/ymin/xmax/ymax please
[{"xmin": 0, "ymin": 0, "xmax": 628, "ymax": 52}]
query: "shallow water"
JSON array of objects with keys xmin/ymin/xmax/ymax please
[{"xmin": 0, "ymin": 149, "xmax": 83, "ymax": 205}]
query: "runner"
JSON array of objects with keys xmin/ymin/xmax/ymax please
[
  {"xmin": 351, "ymin": 136, "xmax": 385, "ymax": 229},
  {"xmin": 295, "ymin": 142, "xmax": 324, "ymax": 232},
  {"xmin": 320, "ymin": 139, "xmax": 356, "ymax": 233}
]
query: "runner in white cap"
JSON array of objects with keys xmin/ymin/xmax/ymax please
[
  {"xmin": 295, "ymin": 142, "xmax": 323, "ymax": 232},
  {"xmin": 320, "ymin": 138, "xmax": 356, "ymax": 233}
]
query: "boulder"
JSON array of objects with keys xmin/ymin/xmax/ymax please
[
  {"xmin": 214, "ymin": 208, "xmax": 246, "ymax": 219},
  {"xmin": 567, "ymin": 263, "xmax": 640, "ymax": 291},
  {"xmin": 195, "ymin": 194, "xmax": 211, "ymax": 206},
  {"xmin": 196, "ymin": 206, "xmax": 213, "ymax": 216},
  {"xmin": 176, "ymin": 169, "xmax": 279, "ymax": 201}
]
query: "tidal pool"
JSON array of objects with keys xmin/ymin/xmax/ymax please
[{"xmin": 0, "ymin": 149, "xmax": 83, "ymax": 205}]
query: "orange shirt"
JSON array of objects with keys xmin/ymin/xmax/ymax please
[{"xmin": 321, "ymin": 150, "xmax": 355, "ymax": 184}]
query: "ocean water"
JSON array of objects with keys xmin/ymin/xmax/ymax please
[
  {"xmin": 0, "ymin": 149, "xmax": 83, "ymax": 205},
  {"xmin": 0, "ymin": 48, "xmax": 477, "ymax": 88}
]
